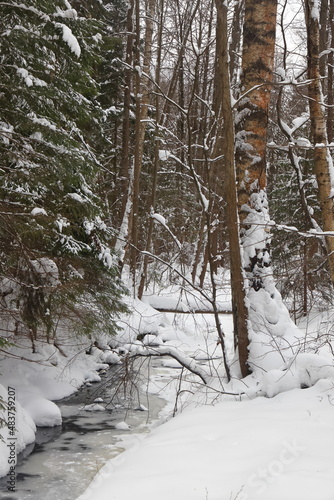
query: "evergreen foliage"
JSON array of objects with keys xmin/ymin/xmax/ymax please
[{"xmin": 0, "ymin": 0, "xmax": 128, "ymax": 345}]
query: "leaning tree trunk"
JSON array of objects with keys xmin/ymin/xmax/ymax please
[{"xmin": 305, "ymin": 0, "xmax": 334, "ymax": 286}]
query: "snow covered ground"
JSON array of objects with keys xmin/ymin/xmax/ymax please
[
  {"xmin": 0, "ymin": 328, "xmax": 122, "ymax": 478},
  {"xmin": 77, "ymin": 384, "xmax": 334, "ymax": 500},
  {"xmin": 1, "ymin": 281, "xmax": 334, "ymax": 500},
  {"xmin": 0, "ymin": 292, "xmax": 211, "ymax": 480},
  {"xmin": 75, "ymin": 294, "xmax": 334, "ymax": 500}
]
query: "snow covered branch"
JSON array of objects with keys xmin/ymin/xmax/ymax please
[
  {"xmin": 150, "ymin": 212, "xmax": 182, "ymax": 250},
  {"xmin": 128, "ymin": 345, "xmax": 210, "ymax": 385},
  {"xmin": 240, "ymin": 220, "xmax": 334, "ymax": 239}
]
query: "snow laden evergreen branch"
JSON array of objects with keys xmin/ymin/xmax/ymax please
[{"xmin": 0, "ymin": 2, "xmax": 50, "ymax": 20}]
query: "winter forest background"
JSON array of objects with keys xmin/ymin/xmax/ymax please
[{"xmin": 1, "ymin": 0, "xmax": 334, "ymax": 498}]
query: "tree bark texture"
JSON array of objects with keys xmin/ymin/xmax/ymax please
[
  {"xmin": 305, "ymin": 0, "xmax": 334, "ymax": 285},
  {"xmin": 327, "ymin": 0, "xmax": 334, "ymax": 143},
  {"xmin": 235, "ymin": 0, "xmax": 277, "ymax": 291},
  {"xmin": 215, "ymin": 0, "xmax": 250, "ymax": 377},
  {"xmin": 130, "ymin": 0, "xmax": 155, "ymax": 277}
]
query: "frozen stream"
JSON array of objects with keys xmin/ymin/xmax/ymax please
[{"xmin": 0, "ymin": 359, "xmax": 172, "ymax": 500}]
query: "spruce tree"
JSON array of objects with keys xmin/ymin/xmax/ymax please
[{"xmin": 0, "ymin": 0, "xmax": 127, "ymax": 347}]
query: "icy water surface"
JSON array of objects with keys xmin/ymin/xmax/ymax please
[{"xmin": 0, "ymin": 359, "xmax": 171, "ymax": 500}]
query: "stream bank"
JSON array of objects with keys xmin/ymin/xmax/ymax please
[{"xmin": 0, "ymin": 358, "xmax": 173, "ymax": 500}]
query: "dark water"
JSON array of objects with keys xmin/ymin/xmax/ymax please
[{"xmin": 0, "ymin": 360, "xmax": 168, "ymax": 500}]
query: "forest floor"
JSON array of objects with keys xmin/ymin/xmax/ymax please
[
  {"xmin": 76, "ymin": 284, "xmax": 334, "ymax": 500},
  {"xmin": 1, "ymin": 280, "xmax": 334, "ymax": 500}
]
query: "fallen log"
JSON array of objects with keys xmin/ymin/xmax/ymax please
[{"xmin": 153, "ymin": 307, "xmax": 232, "ymax": 314}]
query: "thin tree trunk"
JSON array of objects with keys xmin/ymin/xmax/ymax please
[
  {"xmin": 215, "ymin": 0, "xmax": 249, "ymax": 376},
  {"xmin": 191, "ymin": 214, "xmax": 206, "ymax": 284},
  {"xmin": 129, "ymin": 0, "xmax": 142, "ymax": 278},
  {"xmin": 138, "ymin": 0, "xmax": 164, "ymax": 299},
  {"xmin": 229, "ymin": 0, "xmax": 244, "ymax": 89},
  {"xmin": 160, "ymin": 0, "xmax": 201, "ymax": 124},
  {"xmin": 305, "ymin": 0, "xmax": 334, "ymax": 285},
  {"xmin": 319, "ymin": 0, "xmax": 329, "ymax": 94},
  {"xmin": 130, "ymin": 0, "xmax": 155, "ymax": 278},
  {"xmin": 117, "ymin": 0, "xmax": 134, "ymax": 261},
  {"xmin": 327, "ymin": 0, "xmax": 334, "ymax": 143}
]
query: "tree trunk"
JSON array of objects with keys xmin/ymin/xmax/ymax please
[
  {"xmin": 305, "ymin": 0, "xmax": 334, "ymax": 285},
  {"xmin": 319, "ymin": 0, "xmax": 329, "ymax": 94},
  {"xmin": 235, "ymin": 0, "xmax": 277, "ymax": 290},
  {"xmin": 215, "ymin": 0, "xmax": 250, "ymax": 377},
  {"xmin": 116, "ymin": 0, "xmax": 134, "ymax": 262},
  {"xmin": 138, "ymin": 0, "xmax": 164, "ymax": 299},
  {"xmin": 130, "ymin": 0, "xmax": 155, "ymax": 278},
  {"xmin": 327, "ymin": 0, "xmax": 334, "ymax": 143},
  {"xmin": 232, "ymin": 0, "xmax": 298, "ymax": 372},
  {"xmin": 229, "ymin": 0, "xmax": 244, "ymax": 89}
]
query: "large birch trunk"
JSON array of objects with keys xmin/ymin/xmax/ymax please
[
  {"xmin": 233, "ymin": 0, "xmax": 298, "ymax": 371},
  {"xmin": 236, "ymin": 0, "xmax": 277, "ymax": 289}
]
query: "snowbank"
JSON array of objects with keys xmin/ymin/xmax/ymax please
[
  {"xmin": 77, "ymin": 378, "xmax": 334, "ymax": 500},
  {"xmin": 75, "ymin": 299, "xmax": 334, "ymax": 500},
  {"xmin": 116, "ymin": 297, "xmax": 180, "ymax": 345},
  {"xmin": 0, "ymin": 384, "xmax": 36, "ymax": 478},
  {"xmin": 0, "ymin": 294, "xmax": 181, "ymax": 481},
  {"xmin": 0, "ymin": 333, "xmax": 121, "ymax": 479}
]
